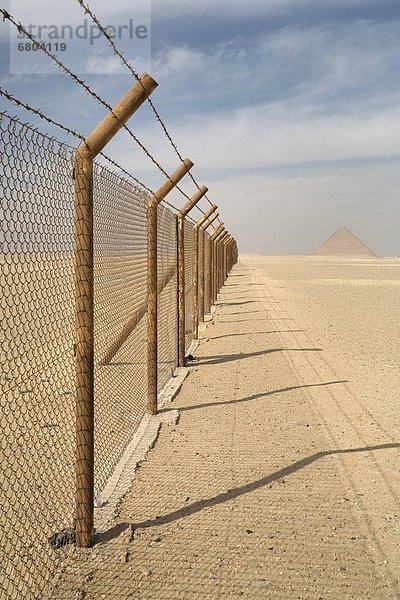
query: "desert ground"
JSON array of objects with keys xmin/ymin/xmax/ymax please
[
  {"xmin": 45, "ymin": 255, "xmax": 400, "ymax": 599},
  {"xmin": 0, "ymin": 253, "xmax": 183, "ymax": 600}
]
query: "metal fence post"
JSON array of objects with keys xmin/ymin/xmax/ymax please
[
  {"xmin": 226, "ymin": 238, "xmax": 234, "ymax": 275},
  {"xmin": 213, "ymin": 227, "xmax": 226, "ymax": 300},
  {"xmin": 210, "ymin": 224, "xmax": 224, "ymax": 304},
  {"xmin": 192, "ymin": 226, "xmax": 199, "ymax": 338},
  {"xmin": 147, "ymin": 159, "xmax": 194, "ymax": 415},
  {"xmin": 193, "ymin": 206, "xmax": 218, "ymax": 338},
  {"xmin": 201, "ymin": 212, "xmax": 220, "ymax": 317},
  {"xmin": 74, "ymin": 73, "xmax": 157, "ymax": 548},
  {"xmin": 177, "ymin": 185, "xmax": 208, "ymax": 366},
  {"xmin": 223, "ymin": 235, "xmax": 231, "ymax": 282},
  {"xmin": 206, "ymin": 234, "xmax": 212, "ymax": 314},
  {"xmin": 199, "ymin": 227, "xmax": 205, "ymax": 322},
  {"xmin": 218, "ymin": 231, "xmax": 229, "ymax": 292}
]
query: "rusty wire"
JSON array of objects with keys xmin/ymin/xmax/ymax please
[
  {"xmin": 0, "ymin": 88, "xmax": 199, "ymax": 223},
  {"xmin": 73, "ymin": 0, "xmax": 219, "ymax": 217},
  {"xmin": 0, "ymin": 86, "xmax": 152, "ymax": 193},
  {"xmin": 0, "ymin": 8, "xmax": 207, "ymax": 211}
]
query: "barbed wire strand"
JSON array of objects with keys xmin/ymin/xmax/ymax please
[
  {"xmin": 73, "ymin": 0, "xmax": 218, "ymax": 217},
  {"xmin": 0, "ymin": 106, "xmax": 198, "ymax": 226},
  {"xmin": 0, "ymin": 88, "xmax": 199, "ymax": 222},
  {"xmin": 0, "ymin": 9, "xmax": 209, "ymax": 210},
  {"xmin": 0, "ymin": 86, "xmax": 155, "ymax": 192}
]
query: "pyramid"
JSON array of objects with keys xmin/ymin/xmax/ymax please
[{"xmin": 313, "ymin": 227, "xmax": 377, "ymax": 257}]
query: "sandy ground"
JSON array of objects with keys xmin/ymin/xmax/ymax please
[
  {"xmin": 47, "ymin": 255, "xmax": 400, "ymax": 599},
  {"xmin": 0, "ymin": 254, "xmax": 182, "ymax": 600}
]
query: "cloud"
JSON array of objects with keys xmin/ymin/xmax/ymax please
[
  {"xmin": 152, "ymin": 0, "xmax": 382, "ymax": 19},
  {"xmin": 170, "ymin": 104, "xmax": 400, "ymax": 169},
  {"xmin": 152, "ymin": 18, "xmax": 400, "ymax": 106},
  {"xmin": 1, "ymin": 0, "xmax": 399, "ymax": 255},
  {"xmin": 83, "ymin": 54, "xmax": 125, "ymax": 75},
  {"xmin": 152, "ymin": 46, "xmax": 206, "ymax": 78}
]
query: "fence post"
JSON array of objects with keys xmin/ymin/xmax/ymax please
[
  {"xmin": 222, "ymin": 234, "xmax": 229, "ymax": 283},
  {"xmin": 209, "ymin": 224, "xmax": 223, "ymax": 308},
  {"xmin": 199, "ymin": 227, "xmax": 205, "ymax": 323},
  {"xmin": 193, "ymin": 206, "xmax": 218, "ymax": 339},
  {"xmin": 218, "ymin": 231, "xmax": 230, "ymax": 292},
  {"xmin": 210, "ymin": 224, "xmax": 224, "ymax": 304},
  {"xmin": 201, "ymin": 212, "xmax": 220, "ymax": 318},
  {"xmin": 223, "ymin": 235, "xmax": 231, "ymax": 283},
  {"xmin": 213, "ymin": 227, "xmax": 226, "ymax": 300},
  {"xmin": 206, "ymin": 234, "xmax": 212, "ymax": 314},
  {"xmin": 177, "ymin": 185, "xmax": 208, "ymax": 366},
  {"xmin": 147, "ymin": 159, "xmax": 194, "ymax": 415},
  {"xmin": 226, "ymin": 238, "xmax": 234, "ymax": 275},
  {"xmin": 74, "ymin": 73, "xmax": 157, "ymax": 548}
]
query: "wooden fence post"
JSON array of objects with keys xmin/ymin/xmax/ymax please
[
  {"xmin": 177, "ymin": 185, "xmax": 208, "ymax": 366},
  {"xmin": 193, "ymin": 206, "xmax": 218, "ymax": 339},
  {"xmin": 147, "ymin": 158, "xmax": 194, "ymax": 416},
  {"xmin": 210, "ymin": 224, "xmax": 224, "ymax": 304},
  {"xmin": 213, "ymin": 227, "xmax": 226, "ymax": 300},
  {"xmin": 74, "ymin": 73, "xmax": 158, "ymax": 548},
  {"xmin": 218, "ymin": 231, "xmax": 230, "ymax": 292},
  {"xmin": 201, "ymin": 212, "xmax": 220, "ymax": 318},
  {"xmin": 223, "ymin": 235, "xmax": 231, "ymax": 283},
  {"xmin": 199, "ymin": 227, "xmax": 205, "ymax": 322}
]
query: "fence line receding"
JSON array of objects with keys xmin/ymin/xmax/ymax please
[{"xmin": 0, "ymin": 105, "xmax": 237, "ymax": 599}]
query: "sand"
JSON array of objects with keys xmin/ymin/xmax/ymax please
[
  {"xmin": 0, "ymin": 253, "xmax": 183, "ymax": 600},
  {"xmin": 44, "ymin": 255, "xmax": 400, "ymax": 599}
]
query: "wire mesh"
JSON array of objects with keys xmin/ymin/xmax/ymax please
[
  {"xmin": 204, "ymin": 233, "xmax": 211, "ymax": 315},
  {"xmin": 93, "ymin": 164, "xmax": 149, "ymax": 495},
  {"xmin": 0, "ymin": 113, "xmax": 76, "ymax": 599},
  {"xmin": 0, "ymin": 111, "xmax": 230, "ymax": 598},
  {"xmin": 157, "ymin": 206, "xmax": 178, "ymax": 392},
  {"xmin": 184, "ymin": 220, "xmax": 195, "ymax": 351}
]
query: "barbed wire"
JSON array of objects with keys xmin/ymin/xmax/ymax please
[
  {"xmin": 0, "ymin": 87, "xmax": 198, "ymax": 223},
  {"xmin": 72, "ymin": 0, "xmax": 219, "ymax": 218},
  {"xmin": 0, "ymin": 9, "xmax": 207, "ymax": 208},
  {"xmin": 73, "ymin": 0, "xmax": 186, "ymax": 164},
  {"xmin": 0, "ymin": 86, "xmax": 154, "ymax": 192},
  {"xmin": 73, "ymin": 0, "xmax": 217, "ymax": 214}
]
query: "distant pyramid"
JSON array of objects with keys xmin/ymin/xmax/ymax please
[{"xmin": 313, "ymin": 227, "xmax": 377, "ymax": 257}]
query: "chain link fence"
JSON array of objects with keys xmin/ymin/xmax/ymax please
[
  {"xmin": 203, "ymin": 233, "xmax": 210, "ymax": 316},
  {"xmin": 0, "ymin": 113, "xmax": 76, "ymax": 600},
  {"xmin": 157, "ymin": 204, "xmax": 178, "ymax": 392},
  {"xmin": 184, "ymin": 220, "xmax": 194, "ymax": 350},
  {"xmin": 0, "ymin": 112, "xmax": 237, "ymax": 599},
  {"xmin": 92, "ymin": 164, "xmax": 149, "ymax": 495}
]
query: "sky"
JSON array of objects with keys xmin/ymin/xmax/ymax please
[{"xmin": 0, "ymin": 0, "xmax": 399, "ymax": 255}]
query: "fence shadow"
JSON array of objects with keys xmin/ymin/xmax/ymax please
[
  {"xmin": 196, "ymin": 347, "xmax": 323, "ymax": 366},
  {"xmin": 100, "ymin": 442, "xmax": 400, "ymax": 539},
  {"xmin": 205, "ymin": 330, "xmax": 306, "ymax": 341},
  {"xmin": 175, "ymin": 380, "xmax": 348, "ymax": 413},
  {"xmin": 218, "ymin": 300, "xmax": 256, "ymax": 306},
  {"xmin": 220, "ymin": 309, "xmax": 268, "ymax": 316},
  {"xmin": 219, "ymin": 318, "xmax": 294, "ymax": 323}
]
